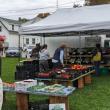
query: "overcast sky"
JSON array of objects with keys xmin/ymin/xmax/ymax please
[{"xmin": 0, "ymin": 0, "xmax": 85, "ymax": 19}]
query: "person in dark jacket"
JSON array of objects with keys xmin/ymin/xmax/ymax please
[
  {"xmin": 92, "ymin": 43, "xmax": 102, "ymax": 76},
  {"xmin": 52, "ymin": 44, "xmax": 66, "ymax": 68},
  {"xmin": 31, "ymin": 43, "xmax": 40, "ymax": 60}
]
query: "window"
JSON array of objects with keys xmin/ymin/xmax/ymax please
[
  {"xmin": 0, "ymin": 26, "xmax": 2, "ymax": 31},
  {"xmin": 26, "ymin": 38, "xmax": 29, "ymax": 45},
  {"xmin": 104, "ymin": 40, "xmax": 110, "ymax": 48},
  {"xmin": 32, "ymin": 38, "xmax": 35, "ymax": 44},
  {"xmin": 12, "ymin": 25, "xmax": 14, "ymax": 30},
  {"xmin": 106, "ymin": 34, "xmax": 110, "ymax": 38}
]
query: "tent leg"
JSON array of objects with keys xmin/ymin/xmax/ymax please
[
  {"xmin": 44, "ymin": 37, "xmax": 45, "ymax": 44},
  {"xmin": 40, "ymin": 37, "xmax": 42, "ymax": 45},
  {"xmin": 79, "ymin": 32, "xmax": 82, "ymax": 65},
  {"xmin": 18, "ymin": 34, "xmax": 21, "ymax": 62},
  {"xmin": 43, "ymin": 34, "xmax": 45, "ymax": 44}
]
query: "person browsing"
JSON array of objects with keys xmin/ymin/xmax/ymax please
[
  {"xmin": 39, "ymin": 44, "xmax": 50, "ymax": 72},
  {"xmin": 92, "ymin": 43, "xmax": 102, "ymax": 76},
  {"xmin": 52, "ymin": 44, "xmax": 66, "ymax": 68}
]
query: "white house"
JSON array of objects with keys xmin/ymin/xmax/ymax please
[
  {"xmin": 0, "ymin": 17, "xmax": 20, "ymax": 47},
  {"xmin": 0, "ymin": 17, "xmax": 41, "ymax": 49},
  {"xmin": 21, "ymin": 17, "xmax": 42, "ymax": 48}
]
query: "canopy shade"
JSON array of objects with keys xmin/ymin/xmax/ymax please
[{"xmin": 19, "ymin": 4, "xmax": 110, "ymax": 35}]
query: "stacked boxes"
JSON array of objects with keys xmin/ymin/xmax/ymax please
[{"xmin": 15, "ymin": 60, "xmax": 39, "ymax": 80}]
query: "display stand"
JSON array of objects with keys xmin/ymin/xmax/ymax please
[
  {"xmin": 36, "ymin": 70, "xmax": 95, "ymax": 89},
  {"xmin": 16, "ymin": 93, "xmax": 69, "ymax": 110},
  {"xmin": 3, "ymin": 85, "xmax": 74, "ymax": 110},
  {"xmin": 49, "ymin": 96, "xmax": 69, "ymax": 110},
  {"xmin": 78, "ymin": 78, "xmax": 84, "ymax": 89},
  {"xmin": 84, "ymin": 75, "xmax": 92, "ymax": 84},
  {"xmin": 16, "ymin": 93, "xmax": 29, "ymax": 110}
]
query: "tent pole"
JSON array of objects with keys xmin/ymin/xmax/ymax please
[
  {"xmin": 40, "ymin": 37, "xmax": 42, "ymax": 45},
  {"xmin": 43, "ymin": 34, "xmax": 45, "ymax": 44},
  {"xmin": 18, "ymin": 33, "xmax": 21, "ymax": 62},
  {"xmin": 79, "ymin": 32, "xmax": 82, "ymax": 65},
  {"xmin": 18, "ymin": 24, "xmax": 21, "ymax": 62}
]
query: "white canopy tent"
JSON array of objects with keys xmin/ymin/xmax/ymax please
[{"xmin": 20, "ymin": 4, "xmax": 110, "ymax": 35}]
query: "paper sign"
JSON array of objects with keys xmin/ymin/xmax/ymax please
[{"xmin": 49, "ymin": 103, "xmax": 65, "ymax": 110}]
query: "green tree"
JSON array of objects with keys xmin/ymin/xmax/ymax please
[
  {"xmin": 18, "ymin": 17, "xmax": 29, "ymax": 23},
  {"xmin": 85, "ymin": 0, "xmax": 110, "ymax": 5}
]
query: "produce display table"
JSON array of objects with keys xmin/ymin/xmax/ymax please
[
  {"xmin": 3, "ymin": 84, "xmax": 75, "ymax": 110},
  {"xmin": 36, "ymin": 70, "xmax": 95, "ymax": 89},
  {"xmin": 72, "ymin": 70, "xmax": 94, "ymax": 88}
]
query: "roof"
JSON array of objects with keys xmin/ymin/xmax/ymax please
[
  {"xmin": 0, "ymin": 17, "xmax": 19, "ymax": 34},
  {"xmin": 0, "ymin": 17, "xmax": 20, "ymax": 25},
  {"xmin": 20, "ymin": 4, "xmax": 110, "ymax": 35}
]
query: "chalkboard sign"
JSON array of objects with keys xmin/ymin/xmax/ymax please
[{"xmin": 85, "ymin": 36, "xmax": 101, "ymax": 47}]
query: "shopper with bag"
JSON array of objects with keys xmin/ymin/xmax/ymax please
[{"xmin": 92, "ymin": 43, "xmax": 102, "ymax": 76}]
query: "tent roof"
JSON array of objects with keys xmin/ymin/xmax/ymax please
[{"xmin": 20, "ymin": 4, "xmax": 110, "ymax": 35}]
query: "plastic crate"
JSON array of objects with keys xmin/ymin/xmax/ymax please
[{"xmin": 99, "ymin": 67, "xmax": 109, "ymax": 75}]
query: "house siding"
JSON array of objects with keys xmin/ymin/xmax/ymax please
[{"xmin": 0, "ymin": 22, "xmax": 9, "ymax": 41}]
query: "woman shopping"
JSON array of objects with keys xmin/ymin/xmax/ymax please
[
  {"xmin": 39, "ymin": 44, "xmax": 50, "ymax": 72},
  {"xmin": 92, "ymin": 43, "xmax": 102, "ymax": 76}
]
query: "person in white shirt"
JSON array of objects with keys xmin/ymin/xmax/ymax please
[
  {"xmin": 39, "ymin": 44, "xmax": 50, "ymax": 72},
  {"xmin": 22, "ymin": 44, "xmax": 28, "ymax": 58}
]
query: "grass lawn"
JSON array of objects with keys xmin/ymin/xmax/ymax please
[{"xmin": 1, "ymin": 58, "xmax": 110, "ymax": 110}]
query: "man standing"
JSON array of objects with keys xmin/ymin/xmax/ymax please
[{"xmin": 52, "ymin": 44, "xmax": 66, "ymax": 68}]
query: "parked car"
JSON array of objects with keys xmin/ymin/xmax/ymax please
[{"xmin": 6, "ymin": 47, "xmax": 21, "ymax": 57}]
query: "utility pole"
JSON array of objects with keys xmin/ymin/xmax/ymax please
[{"xmin": 18, "ymin": 25, "xmax": 21, "ymax": 62}]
